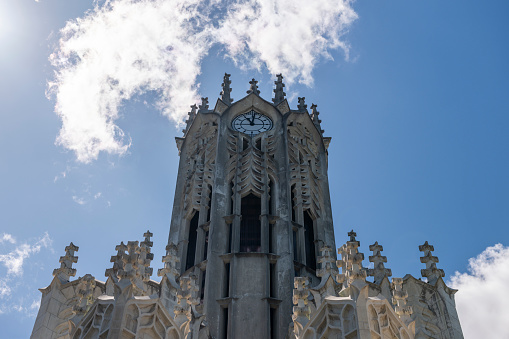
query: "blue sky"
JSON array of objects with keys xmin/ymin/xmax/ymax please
[{"xmin": 1, "ymin": 0, "xmax": 508, "ymax": 337}]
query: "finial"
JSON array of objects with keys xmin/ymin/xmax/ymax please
[
  {"xmin": 158, "ymin": 243, "xmax": 181, "ymax": 280},
  {"xmin": 298, "ymin": 97, "xmax": 307, "ymax": 111},
  {"xmin": 310, "ymin": 103, "xmax": 324, "ymax": 134},
  {"xmin": 105, "ymin": 241, "xmax": 126, "ymax": 279},
  {"xmin": 348, "ymin": 229, "xmax": 358, "ymax": 243},
  {"xmin": 199, "ymin": 97, "xmax": 209, "ymax": 112},
  {"xmin": 53, "ymin": 242, "xmax": 79, "ymax": 283},
  {"xmin": 419, "ymin": 241, "xmax": 445, "ymax": 285},
  {"xmin": 338, "ymin": 235, "xmax": 367, "ymax": 287},
  {"xmin": 273, "ymin": 73, "xmax": 286, "ymax": 105},
  {"xmin": 367, "ymin": 241, "xmax": 392, "ymax": 284},
  {"xmin": 317, "ymin": 245, "xmax": 339, "ymax": 280},
  {"xmin": 182, "ymin": 104, "xmax": 197, "ymax": 135},
  {"xmin": 247, "ymin": 78, "xmax": 260, "ymax": 95},
  {"xmin": 141, "ymin": 230, "xmax": 153, "ymax": 248},
  {"xmin": 220, "ymin": 73, "xmax": 233, "ymax": 105}
]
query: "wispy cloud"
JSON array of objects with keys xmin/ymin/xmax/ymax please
[
  {"xmin": 1, "ymin": 234, "xmax": 16, "ymax": 245},
  {"xmin": 48, "ymin": 0, "xmax": 357, "ymax": 163},
  {"xmin": 0, "ymin": 233, "xmax": 52, "ymax": 304},
  {"xmin": 449, "ymin": 244, "xmax": 509, "ymax": 338},
  {"xmin": 72, "ymin": 195, "xmax": 86, "ymax": 205}
]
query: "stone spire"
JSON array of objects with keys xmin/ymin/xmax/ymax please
[
  {"xmin": 367, "ymin": 241, "xmax": 392, "ymax": 284},
  {"xmin": 419, "ymin": 241, "xmax": 445, "ymax": 285},
  {"xmin": 338, "ymin": 230, "xmax": 367, "ymax": 287},
  {"xmin": 391, "ymin": 277, "xmax": 413, "ymax": 323},
  {"xmin": 182, "ymin": 104, "xmax": 197, "ymax": 135},
  {"xmin": 310, "ymin": 104, "xmax": 324, "ymax": 134},
  {"xmin": 297, "ymin": 97, "xmax": 307, "ymax": 111},
  {"xmin": 105, "ymin": 241, "xmax": 127, "ymax": 279},
  {"xmin": 158, "ymin": 243, "xmax": 181, "ymax": 282},
  {"xmin": 138, "ymin": 230, "xmax": 154, "ymax": 281},
  {"xmin": 246, "ymin": 78, "xmax": 260, "ymax": 95},
  {"xmin": 272, "ymin": 73, "xmax": 286, "ymax": 105},
  {"xmin": 317, "ymin": 245, "xmax": 339, "ymax": 281},
  {"xmin": 220, "ymin": 73, "xmax": 233, "ymax": 105},
  {"xmin": 198, "ymin": 97, "xmax": 209, "ymax": 112},
  {"xmin": 53, "ymin": 242, "xmax": 79, "ymax": 283}
]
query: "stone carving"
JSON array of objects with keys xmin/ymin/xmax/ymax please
[
  {"xmin": 367, "ymin": 241, "xmax": 392, "ymax": 285},
  {"xmin": 419, "ymin": 241, "xmax": 445, "ymax": 285},
  {"xmin": 199, "ymin": 97, "xmax": 209, "ymax": 112},
  {"xmin": 182, "ymin": 104, "xmax": 197, "ymax": 135},
  {"xmin": 287, "ymin": 120, "xmax": 322, "ymax": 215},
  {"xmin": 391, "ymin": 277, "xmax": 412, "ymax": 324},
  {"xmin": 53, "ymin": 242, "xmax": 79, "ymax": 283},
  {"xmin": 73, "ymin": 274, "xmax": 96, "ymax": 315},
  {"xmin": 297, "ymin": 97, "xmax": 307, "ymax": 111},
  {"xmin": 339, "ymin": 230, "xmax": 367, "ymax": 287},
  {"xmin": 220, "ymin": 73, "xmax": 233, "ymax": 105},
  {"xmin": 292, "ymin": 277, "xmax": 311, "ymax": 337},
  {"xmin": 247, "ymin": 78, "xmax": 260, "ymax": 95},
  {"xmin": 310, "ymin": 103, "xmax": 324, "ymax": 135},
  {"xmin": 273, "ymin": 73, "xmax": 286, "ymax": 105}
]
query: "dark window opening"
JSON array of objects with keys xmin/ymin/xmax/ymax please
[
  {"xmin": 268, "ymin": 180, "xmax": 274, "ymax": 216},
  {"xmin": 230, "ymin": 182, "xmax": 235, "ymax": 215},
  {"xmin": 186, "ymin": 212, "xmax": 199, "ymax": 271},
  {"xmin": 242, "ymin": 137, "xmax": 249, "ymax": 151},
  {"xmin": 224, "ymin": 263, "xmax": 230, "ymax": 298},
  {"xmin": 269, "ymin": 224, "xmax": 273, "ymax": 254},
  {"xmin": 291, "ymin": 184, "xmax": 296, "ymax": 222},
  {"xmin": 200, "ymin": 270, "xmax": 206, "ymax": 300},
  {"xmin": 227, "ymin": 224, "xmax": 232, "ymax": 253},
  {"xmin": 203, "ymin": 230, "xmax": 209, "ymax": 261},
  {"xmin": 304, "ymin": 211, "xmax": 316, "ymax": 270},
  {"xmin": 222, "ymin": 307, "xmax": 229, "ymax": 339},
  {"xmin": 270, "ymin": 263, "xmax": 276, "ymax": 298},
  {"xmin": 270, "ymin": 308, "xmax": 277, "ymax": 339},
  {"xmin": 293, "ymin": 230, "xmax": 298, "ymax": 261},
  {"xmin": 207, "ymin": 185, "xmax": 212, "ymax": 221},
  {"xmin": 255, "ymin": 138, "xmax": 261, "ymax": 150},
  {"xmin": 240, "ymin": 194, "xmax": 261, "ymax": 252}
]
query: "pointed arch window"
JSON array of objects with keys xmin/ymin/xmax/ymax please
[
  {"xmin": 240, "ymin": 193, "xmax": 261, "ymax": 252},
  {"xmin": 185, "ymin": 211, "xmax": 199, "ymax": 271},
  {"xmin": 304, "ymin": 210, "xmax": 316, "ymax": 270}
]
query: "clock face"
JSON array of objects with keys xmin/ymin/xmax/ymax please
[{"xmin": 231, "ymin": 110, "xmax": 273, "ymax": 136}]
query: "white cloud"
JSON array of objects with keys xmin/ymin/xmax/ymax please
[
  {"xmin": 449, "ymin": 244, "xmax": 509, "ymax": 338},
  {"xmin": 1, "ymin": 233, "xmax": 16, "ymax": 244},
  {"xmin": 0, "ymin": 233, "xmax": 52, "ymax": 278},
  {"xmin": 49, "ymin": 0, "xmax": 357, "ymax": 163},
  {"xmin": 0, "ymin": 233, "xmax": 52, "ymax": 306},
  {"xmin": 72, "ymin": 195, "xmax": 86, "ymax": 205},
  {"xmin": 217, "ymin": 0, "xmax": 358, "ymax": 86},
  {"xmin": 94, "ymin": 192, "xmax": 102, "ymax": 199}
]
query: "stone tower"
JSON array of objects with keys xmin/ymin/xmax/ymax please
[
  {"xmin": 169, "ymin": 74, "xmax": 335, "ymax": 338},
  {"xmin": 31, "ymin": 74, "xmax": 464, "ymax": 339}
]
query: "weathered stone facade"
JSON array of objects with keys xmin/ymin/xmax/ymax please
[{"xmin": 31, "ymin": 75, "xmax": 463, "ymax": 339}]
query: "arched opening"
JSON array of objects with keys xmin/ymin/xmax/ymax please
[
  {"xmin": 304, "ymin": 210, "xmax": 316, "ymax": 270},
  {"xmin": 186, "ymin": 211, "xmax": 199, "ymax": 271},
  {"xmin": 240, "ymin": 193, "xmax": 261, "ymax": 252}
]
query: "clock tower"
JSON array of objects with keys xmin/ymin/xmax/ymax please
[
  {"xmin": 170, "ymin": 74, "xmax": 335, "ymax": 338},
  {"xmin": 31, "ymin": 74, "xmax": 464, "ymax": 339}
]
